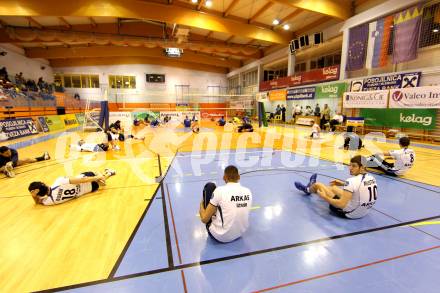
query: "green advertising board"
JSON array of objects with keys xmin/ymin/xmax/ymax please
[
  {"xmin": 44, "ymin": 115, "xmax": 65, "ymax": 131},
  {"xmin": 315, "ymin": 82, "xmax": 347, "ymax": 99},
  {"xmin": 132, "ymin": 111, "xmax": 159, "ymax": 121},
  {"xmin": 360, "ymin": 108, "xmax": 437, "ymax": 130}
]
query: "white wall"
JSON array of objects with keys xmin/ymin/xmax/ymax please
[
  {"xmin": 54, "ymin": 64, "xmax": 227, "ymax": 103},
  {"xmin": 0, "ymin": 43, "xmax": 54, "ymax": 82}
]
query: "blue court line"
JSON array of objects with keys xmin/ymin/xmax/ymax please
[{"xmin": 2, "ymin": 127, "xmax": 81, "ymax": 150}]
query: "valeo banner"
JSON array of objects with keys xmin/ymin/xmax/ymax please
[
  {"xmin": 360, "ymin": 108, "xmax": 437, "ymax": 130},
  {"xmin": 315, "ymin": 82, "xmax": 347, "ymax": 99},
  {"xmin": 43, "ymin": 115, "xmax": 65, "ymax": 132}
]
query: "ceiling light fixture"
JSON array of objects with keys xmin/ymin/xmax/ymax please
[
  {"xmin": 205, "ymin": 0, "xmax": 213, "ymax": 7},
  {"xmin": 433, "ymin": 29, "xmax": 439, "ymax": 33},
  {"xmin": 272, "ymin": 19, "xmax": 280, "ymax": 25},
  {"xmin": 191, "ymin": 0, "xmax": 197, "ymax": 3},
  {"xmin": 283, "ymin": 24, "xmax": 290, "ymax": 30}
]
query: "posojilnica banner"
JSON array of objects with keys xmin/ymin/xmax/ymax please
[
  {"xmin": 360, "ymin": 108, "xmax": 436, "ymax": 130},
  {"xmin": 389, "ymin": 86, "xmax": 440, "ymax": 108},
  {"xmin": 0, "ymin": 118, "xmax": 38, "ymax": 139},
  {"xmin": 343, "ymin": 90, "xmax": 389, "ymax": 108},
  {"xmin": 44, "ymin": 115, "xmax": 65, "ymax": 132},
  {"xmin": 315, "ymin": 82, "xmax": 347, "ymax": 99}
]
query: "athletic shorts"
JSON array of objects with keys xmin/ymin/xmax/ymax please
[{"xmin": 81, "ymin": 171, "xmax": 100, "ymax": 192}]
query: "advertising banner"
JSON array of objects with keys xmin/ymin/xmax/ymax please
[
  {"xmin": 389, "ymin": 86, "xmax": 440, "ymax": 108},
  {"xmin": 259, "ymin": 65, "xmax": 340, "ymax": 91},
  {"xmin": 315, "ymin": 82, "xmax": 347, "ymax": 99},
  {"xmin": 201, "ymin": 109, "xmax": 226, "ymax": 120},
  {"xmin": 75, "ymin": 113, "xmax": 85, "ymax": 124},
  {"xmin": 37, "ymin": 117, "xmax": 49, "ymax": 132},
  {"xmin": 159, "ymin": 111, "xmax": 201, "ymax": 121},
  {"xmin": 360, "ymin": 108, "xmax": 436, "ymax": 130},
  {"xmin": 132, "ymin": 111, "xmax": 159, "ymax": 121},
  {"xmin": 343, "ymin": 90, "xmax": 388, "ymax": 108},
  {"xmin": 350, "ymin": 71, "xmax": 421, "ymax": 91},
  {"xmin": 287, "ymin": 86, "xmax": 316, "ymax": 100},
  {"xmin": 0, "ymin": 118, "xmax": 38, "ymax": 140},
  {"xmin": 44, "ymin": 115, "xmax": 65, "ymax": 132},
  {"xmin": 62, "ymin": 114, "xmax": 79, "ymax": 127},
  {"xmin": 268, "ymin": 89, "xmax": 287, "ymax": 101}
]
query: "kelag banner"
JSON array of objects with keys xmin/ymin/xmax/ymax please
[
  {"xmin": 287, "ymin": 87, "xmax": 316, "ymax": 100},
  {"xmin": 360, "ymin": 108, "xmax": 436, "ymax": 130},
  {"xmin": 0, "ymin": 118, "xmax": 38, "ymax": 139},
  {"xmin": 315, "ymin": 82, "xmax": 347, "ymax": 99},
  {"xmin": 350, "ymin": 71, "xmax": 421, "ymax": 91},
  {"xmin": 42, "ymin": 115, "xmax": 65, "ymax": 132},
  {"xmin": 389, "ymin": 86, "xmax": 440, "ymax": 108},
  {"xmin": 259, "ymin": 65, "xmax": 340, "ymax": 91},
  {"xmin": 343, "ymin": 90, "xmax": 389, "ymax": 108}
]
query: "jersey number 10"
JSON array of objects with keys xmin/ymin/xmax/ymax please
[{"xmin": 367, "ymin": 185, "xmax": 377, "ymax": 202}]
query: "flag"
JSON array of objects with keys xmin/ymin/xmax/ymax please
[
  {"xmin": 346, "ymin": 23, "xmax": 369, "ymax": 71},
  {"xmin": 366, "ymin": 15, "xmax": 393, "ymax": 68},
  {"xmin": 393, "ymin": 5, "xmax": 423, "ymax": 64}
]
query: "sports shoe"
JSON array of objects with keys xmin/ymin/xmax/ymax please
[
  {"xmin": 104, "ymin": 168, "xmax": 116, "ymax": 176},
  {"xmin": 308, "ymin": 173, "xmax": 317, "ymax": 187},
  {"xmin": 295, "ymin": 181, "xmax": 310, "ymax": 195},
  {"xmin": 113, "ymin": 145, "xmax": 120, "ymax": 151},
  {"xmin": 43, "ymin": 151, "xmax": 50, "ymax": 160},
  {"xmin": 4, "ymin": 162, "xmax": 15, "ymax": 178}
]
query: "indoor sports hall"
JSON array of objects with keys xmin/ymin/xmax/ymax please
[{"xmin": 0, "ymin": 1, "xmax": 439, "ymax": 292}]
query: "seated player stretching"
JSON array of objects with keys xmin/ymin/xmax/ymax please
[
  {"xmin": 28, "ymin": 168, "xmax": 116, "ymax": 205},
  {"xmin": 191, "ymin": 119, "xmax": 200, "ymax": 133},
  {"xmin": 366, "ymin": 136, "xmax": 414, "ymax": 176},
  {"xmin": 199, "ymin": 165, "xmax": 252, "ymax": 243},
  {"xmin": 294, "ymin": 155, "xmax": 378, "ymax": 219},
  {"xmin": 310, "ymin": 122, "xmax": 321, "ymax": 139},
  {"xmin": 0, "ymin": 146, "xmax": 50, "ymax": 178}
]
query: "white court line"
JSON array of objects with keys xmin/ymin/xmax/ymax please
[{"xmin": 175, "ymin": 149, "xmax": 282, "ymax": 158}]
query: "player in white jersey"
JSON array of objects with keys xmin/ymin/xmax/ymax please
[
  {"xmin": 294, "ymin": 155, "xmax": 377, "ymax": 219},
  {"xmin": 366, "ymin": 136, "xmax": 415, "ymax": 176},
  {"xmin": 199, "ymin": 165, "xmax": 253, "ymax": 242},
  {"xmin": 28, "ymin": 168, "xmax": 116, "ymax": 206},
  {"xmin": 70, "ymin": 140, "xmax": 110, "ymax": 152},
  {"xmin": 310, "ymin": 122, "xmax": 321, "ymax": 139}
]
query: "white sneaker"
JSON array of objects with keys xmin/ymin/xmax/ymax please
[
  {"xmin": 43, "ymin": 151, "xmax": 50, "ymax": 160},
  {"xmin": 104, "ymin": 168, "xmax": 116, "ymax": 176},
  {"xmin": 113, "ymin": 145, "xmax": 120, "ymax": 151},
  {"xmin": 4, "ymin": 162, "xmax": 15, "ymax": 178}
]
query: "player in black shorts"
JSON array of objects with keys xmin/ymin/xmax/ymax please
[
  {"xmin": 0, "ymin": 146, "xmax": 50, "ymax": 178},
  {"xmin": 28, "ymin": 168, "xmax": 116, "ymax": 205}
]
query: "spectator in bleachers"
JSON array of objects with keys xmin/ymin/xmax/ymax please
[
  {"xmin": 0, "ymin": 67, "xmax": 10, "ymax": 82},
  {"xmin": 37, "ymin": 77, "xmax": 45, "ymax": 91},
  {"xmin": 15, "ymin": 72, "xmax": 25, "ymax": 85}
]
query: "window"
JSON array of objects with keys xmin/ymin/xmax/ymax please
[
  {"xmin": 419, "ymin": 2, "xmax": 440, "ymax": 48},
  {"xmin": 310, "ymin": 52, "xmax": 341, "ymax": 69},
  {"xmin": 57, "ymin": 74, "xmax": 100, "ymax": 88},
  {"xmin": 109, "ymin": 75, "xmax": 136, "ymax": 89},
  {"xmin": 242, "ymin": 70, "xmax": 258, "ymax": 87},
  {"xmin": 294, "ymin": 62, "xmax": 306, "ymax": 73}
]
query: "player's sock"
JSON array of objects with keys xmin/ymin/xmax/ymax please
[
  {"xmin": 104, "ymin": 168, "xmax": 116, "ymax": 176},
  {"xmin": 35, "ymin": 151, "xmax": 50, "ymax": 161},
  {"xmin": 294, "ymin": 181, "xmax": 311, "ymax": 195}
]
